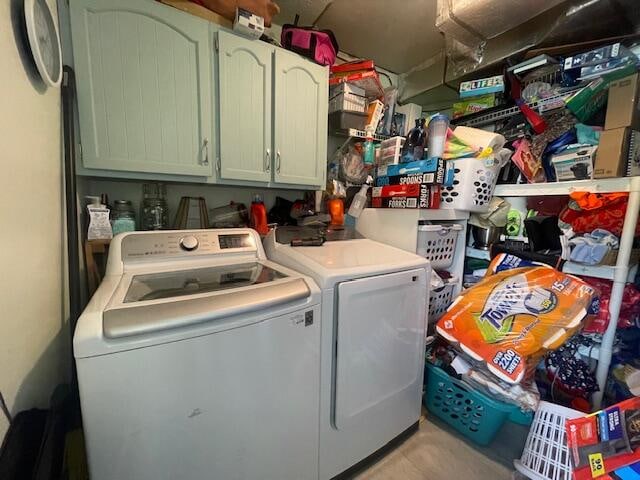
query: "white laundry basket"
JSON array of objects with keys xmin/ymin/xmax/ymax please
[
  {"xmin": 416, "ymin": 223, "xmax": 463, "ymax": 269},
  {"xmin": 428, "ymin": 277, "xmax": 458, "ymax": 323},
  {"xmin": 440, "ymin": 157, "xmax": 502, "ymax": 212},
  {"xmin": 514, "ymin": 401, "xmax": 583, "ymax": 480}
]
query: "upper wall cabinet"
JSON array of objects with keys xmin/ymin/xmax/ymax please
[
  {"xmin": 273, "ymin": 50, "xmax": 328, "ymax": 187},
  {"xmin": 217, "ymin": 31, "xmax": 272, "ymax": 183},
  {"xmin": 69, "ymin": 0, "xmax": 213, "ymax": 176}
]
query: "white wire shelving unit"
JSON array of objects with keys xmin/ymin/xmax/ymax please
[{"xmin": 487, "ymin": 176, "xmax": 640, "ymax": 408}]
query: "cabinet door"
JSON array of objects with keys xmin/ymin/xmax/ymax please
[
  {"xmin": 273, "ymin": 51, "xmax": 328, "ymax": 187},
  {"xmin": 69, "ymin": 0, "xmax": 213, "ymax": 176},
  {"xmin": 217, "ymin": 31, "xmax": 272, "ymax": 183}
]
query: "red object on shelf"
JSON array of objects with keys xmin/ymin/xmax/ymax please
[
  {"xmin": 329, "ymin": 70, "xmax": 384, "ymax": 99},
  {"xmin": 516, "ymin": 99, "xmax": 547, "ymax": 134},
  {"xmin": 250, "ymin": 195, "xmax": 269, "ymax": 235},
  {"xmin": 581, "ymin": 276, "xmax": 640, "ymax": 334},
  {"xmin": 372, "ymin": 184, "xmax": 421, "ymax": 198},
  {"xmin": 330, "ymin": 60, "xmax": 375, "ymax": 74}
]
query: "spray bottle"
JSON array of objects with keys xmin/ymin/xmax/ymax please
[{"xmin": 347, "ymin": 175, "xmax": 373, "ymax": 218}]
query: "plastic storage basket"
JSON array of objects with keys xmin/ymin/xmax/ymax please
[
  {"xmin": 440, "ymin": 157, "xmax": 501, "ymax": 212},
  {"xmin": 417, "ymin": 223, "xmax": 463, "ymax": 269},
  {"xmin": 428, "ymin": 277, "xmax": 457, "ymax": 323},
  {"xmin": 514, "ymin": 401, "xmax": 583, "ymax": 480},
  {"xmin": 424, "ymin": 363, "xmax": 533, "ymax": 446}
]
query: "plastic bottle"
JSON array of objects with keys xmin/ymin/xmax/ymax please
[
  {"xmin": 327, "ymin": 198, "xmax": 345, "ymax": 225},
  {"xmin": 347, "ymin": 176, "xmax": 373, "ymax": 218},
  {"xmin": 250, "ymin": 194, "xmax": 269, "ymax": 235},
  {"xmin": 427, "ymin": 114, "xmax": 449, "ymax": 158},
  {"xmin": 363, "ymin": 126, "xmax": 375, "ymax": 166}
]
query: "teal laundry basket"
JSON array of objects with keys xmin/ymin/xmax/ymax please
[{"xmin": 424, "ymin": 363, "xmax": 533, "ymax": 446}]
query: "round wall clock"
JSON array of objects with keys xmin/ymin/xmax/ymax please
[{"xmin": 24, "ymin": 0, "xmax": 62, "ymax": 87}]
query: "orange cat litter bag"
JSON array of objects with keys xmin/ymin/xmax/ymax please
[{"xmin": 436, "ymin": 255, "xmax": 599, "ymax": 384}]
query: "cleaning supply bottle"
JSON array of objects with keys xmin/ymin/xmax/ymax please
[
  {"xmin": 347, "ymin": 176, "xmax": 373, "ymax": 218},
  {"xmin": 250, "ymin": 194, "xmax": 269, "ymax": 235},
  {"xmin": 363, "ymin": 126, "xmax": 375, "ymax": 166}
]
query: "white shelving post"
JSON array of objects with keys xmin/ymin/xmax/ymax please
[{"xmin": 593, "ymin": 186, "xmax": 640, "ymax": 408}]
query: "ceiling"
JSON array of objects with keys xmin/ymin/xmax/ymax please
[{"xmin": 272, "ymin": 0, "xmax": 445, "ymax": 74}]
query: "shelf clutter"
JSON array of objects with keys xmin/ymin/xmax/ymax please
[{"xmin": 325, "ymin": 31, "xmax": 640, "ymax": 476}]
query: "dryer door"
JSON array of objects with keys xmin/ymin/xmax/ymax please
[{"xmin": 334, "ymin": 268, "xmax": 427, "ymax": 430}]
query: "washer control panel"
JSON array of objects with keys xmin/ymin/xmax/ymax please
[{"xmin": 120, "ymin": 230, "xmax": 257, "ymax": 262}]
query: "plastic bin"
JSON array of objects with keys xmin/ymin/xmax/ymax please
[
  {"xmin": 514, "ymin": 401, "xmax": 582, "ymax": 480},
  {"xmin": 417, "ymin": 223, "xmax": 463, "ymax": 269},
  {"xmin": 329, "ymin": 83, "xmax": 366, "ymax": 113},
  {"xmin": 440, "ymin": 157, "xmax": 501, "ymax": 212},
  {"xmin": 424, "ymin": 363, "xmax": 533, "ymax": 446},
  {"xmin": 328, "ymin": 110, "xmax": 367, "ymax": 131},
  {"xmin": 428, "ymin": 277, "xmax": 457, "ymax": 323},
  {"xmin": 378, "ymin": 136, "xmax": 405, "ymax": 166}
]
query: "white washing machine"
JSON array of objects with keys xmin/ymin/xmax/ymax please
[
  {"xmin": 74, "ymin": 228, "xmax": 321, "ymax": 480},
  {"xmin": 264, "ymin": 228, "xmax": 430, "ymax": 479}
]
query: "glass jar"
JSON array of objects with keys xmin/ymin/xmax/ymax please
[
  {"xmin": 111, "ymin": 200, "xmax": 136, "ymax": 235},
  {"xmin": 141, "ymin": 183, "xmax": 168, "ymax": 230}
]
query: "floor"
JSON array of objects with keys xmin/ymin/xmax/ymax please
[{"xmin": 353, "ymin": 415, "xmax": 527, "ymax": 480}]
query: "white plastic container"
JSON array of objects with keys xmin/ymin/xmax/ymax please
[
  {"xmin": 427, "ymin": 114, "xmax": 449, "ymax": 158},
  {"xmin": 329, "ymin": 83, "xmax": 366, "ymax": 113},
  {"xmin": 514, "ymin": 401, "xmax": 582, "ymax": 480},
  {"xmin": 440, "ymin": 157, "xmax": 502, "ymax": 212},
  {"xmin": 428, "ymin": 276, "xmax": 457, "ymax": 323},
  {"xmin": 416, "ymin": 223, "xmax": 463, "ymax": 269},
  {"xmin": 378, "ymin": 136, "xmax": 405, "ymax": 166}
]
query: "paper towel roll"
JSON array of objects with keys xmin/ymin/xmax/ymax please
[{"xmin": 452, "ymin": 126, "xmax": 506, "ymax": 152}]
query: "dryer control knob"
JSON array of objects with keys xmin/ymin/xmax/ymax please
[{"xmin": 179, "ymin": 235, "xmax": 199, "ymax": 251}]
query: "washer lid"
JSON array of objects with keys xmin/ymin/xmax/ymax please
[
  {"xmin": 274, "ymin": 239, "xmax": 428, "ymax": 288},
  {"xmin": 103, "ymin": 262, "xmax": 309, "ymax": 339}
]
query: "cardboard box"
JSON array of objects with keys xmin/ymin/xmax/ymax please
[
  {"xmin": 377, "ymin": 157, "xmax": 444, "ymax": 178},
  {"xmin": 605, "ymin": 73, "xmax": 640, "ymax": 131},
  {"xmin": 233, "ymin": 7, "xmax": 264, "ymax": 39},
  {"xmin": 372, "ymin": 184, "xmax": 421, "ymax": 198},
  {"xmin": 565, "ymin": 64, "xmax": 636, "ymax": 122},
  {"xmin": 375, "ymin": 172, "xmax": 438, "ymax": 187},
  {"xmin": 158, "ymin": 0, "xmax": 232, "ymax": 27},
  {"xmin": 459, "ymin": 75, "xmax": 504, "ymax": 99},
  {"xmin": 566, "ymin": 397, "xmax": 640, "ymax": 480},
  {"xmin": 563, "ymin": 42, "xmax": 631, "ymax": 71},
  {"xmin": 551, "ymin": 145, "xmax": 596, "ymax": 181},
  {"xmin": 371, "ymin": 185, "xmax": 440, "ymax": 209},
  {"xmin": 453, "ymin": 94, "xmax": 496, "ymax": 119},
  {"xmin": 595, "ymin": 127, "xmax": 640, "ymax": 178}
]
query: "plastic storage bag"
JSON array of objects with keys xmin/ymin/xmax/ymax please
[{"xmin": 436, "ymin": 253, "xmax": 599, "ymax": 384}]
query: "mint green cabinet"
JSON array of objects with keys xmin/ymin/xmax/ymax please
[
  {"xmin": 273, "ymin": 50, "xmax": 328, "ymax": 187},
  {"xmin": 69, "ymin": 0, "xmax": 213, "ymax": 176},
  {"xmin": 68, "ymin": 0, "xmax": 329, "ymax": 188},
  {"xmin": 217, "ymin": 31, "xmax": 272, "ymax": 183}
]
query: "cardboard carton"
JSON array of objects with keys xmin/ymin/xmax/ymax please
[
  {"xmin": 605, "ymin": 73, "xmax": 640, "ymax": 131},
  {"xmin": 158, "ymin": 0, "xmax": 232, "ymax": 27},
  {"xmin": 595, "ymin": 127, "xmax": 640, "ymax": 178}
]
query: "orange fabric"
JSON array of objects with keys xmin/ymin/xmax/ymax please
[
  {"xmin": 569, "ymin": 191, "xmax": 628, "ymax": 210},
  {"xmin": 560, "ymin": 195, "xmax": 640, "ymax": 237}
]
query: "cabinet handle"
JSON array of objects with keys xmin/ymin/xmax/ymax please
[
  {"xmin": 202, "ymin": 139, "xmax": 209, "ymax": 166},
  {"xmin": 265, "ymin": 149, "xmax": 271, "ymax": 172},
  {"xmin": 276, "ymin": 150, "xmax": 281, "ymax": 173},
  {"xmin": 216, "ymin": 156, "xmax": 221, "ymax": 173}
]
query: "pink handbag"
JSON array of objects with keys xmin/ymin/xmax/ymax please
[{"xmin": 281, "ymin": 15, "xmax": 338, "ymax": 66}]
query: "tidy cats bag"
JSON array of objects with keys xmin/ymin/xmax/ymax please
[{"xmin": 436, "ymin": 254, "xmax": 599, "ymax": 384}]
